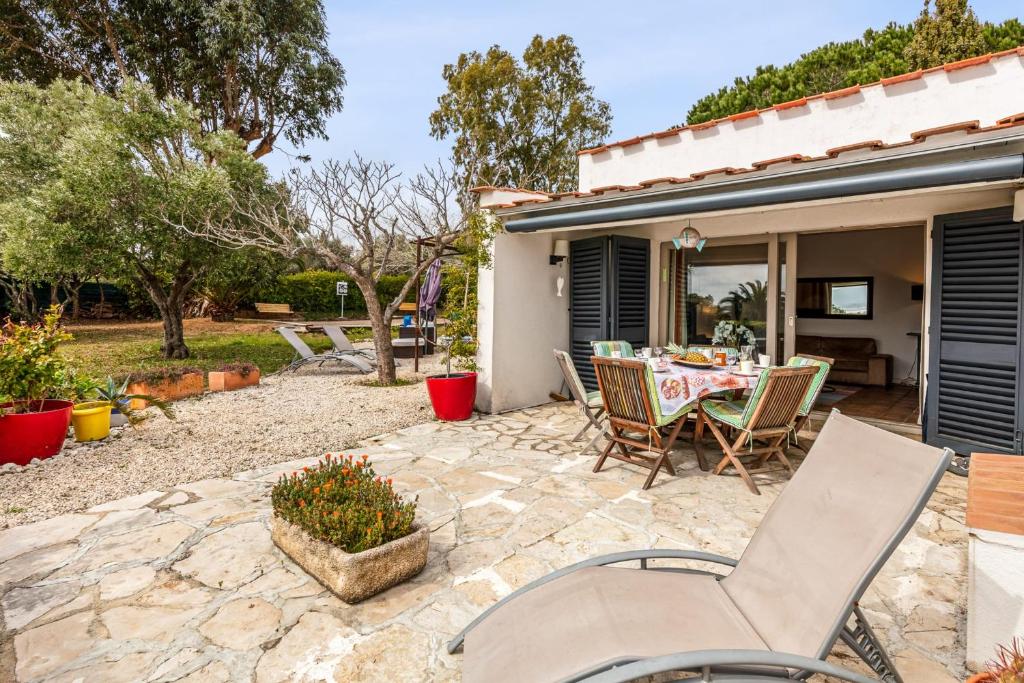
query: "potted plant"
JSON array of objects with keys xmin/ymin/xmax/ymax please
[
  {"xmin": 95, "ymin": 376, "xmax": 175, "ymax": 428},
  {"xmin": 968, "ymin": 637, "xmax": 1024, "ymax": 682},
  {"xmin": 712, "ymin": 320, "xmax": 757, "ymax": 350},
  {"xmin": 270, "ymin": 453, "xmax": 428, "ymax": 603},
  {"xmin": 208, "ymin": 361, "xmax": 260, "ymax": 392},
  {"xmin": 125, "ymin": 366, "xmax": 204, "ymax": 409},
  {"xmin": 0, "ymin": 307, "xmax": 75, "ymax": 465},
  {"xmin": 425, "ymin": 335, "xmax": 477, "ymax": 421}
]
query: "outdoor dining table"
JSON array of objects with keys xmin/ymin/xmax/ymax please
[{"xmin": 648, "ymin": 361, "xmax": 762, "ymax": 418}]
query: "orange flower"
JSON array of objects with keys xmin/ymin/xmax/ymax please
[
  {"xmin": 313, "ymin": 487, "xmax": 320, "ymax": 495},
  {"xmin": 361, "ymin": 454, "xmax": 368, "ymax": 462},
  {"xmin": 386, "ymin": 478, "xmax": 392, "ymax": 486},
  {"xmin": 333, "ymin": 510, "xmax": 340, "ymax": 519},
  {"xmin": 377, "ymin": 511, "xmax": 383, "ymax": 521},
  {"xmin": 302, "ymin": 467, "xmax": 309, "ymax": 473},
  {"xmin": 299, "ymin": 500, "xmax": 306, "ymax": 508}
]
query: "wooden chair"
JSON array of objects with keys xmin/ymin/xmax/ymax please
[
  {"xmin": 591, "ymin": 356, "xmax": 697, "ymax": 490},
  {"xmin": 786, "ymin": 353, "xmax": 834, "ymax": 450},
  {"xmin": 553, "ymin": 349, "xmax": 607, "ymax": 456},
  {"xmin": 694, "ymin": 366, "xmax": 817, "ymax": 495},
  {"xmin": 591, "ymin": 340, "xmax": 636, "ymax": 358}
]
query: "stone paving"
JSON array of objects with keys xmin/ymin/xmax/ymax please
[{"xmin": 0, "ymin": 403, "xmax": 968, "ymax": 682}]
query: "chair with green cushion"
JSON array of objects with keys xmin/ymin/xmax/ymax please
[
  {"xmin": 591, "ymin": 355, "xmax": 698, "ymax": 489},
  {"xmin": 694, "ymin": 365, "xmax": 817, "ymax": 495},
  {"xmin": 553, "ymin": 349, "xmax": 607, "ymax": 456},
  {"xmin": 786, "ymin": 353, "xmax": 834, "ymax": 448},
  {"xmin": 591, "ymin": 340, "xmax": 636, "ymax": 358}
]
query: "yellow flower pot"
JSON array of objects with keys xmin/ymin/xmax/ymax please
[{"xmin": 71, "ymin": 401, "xmax": 112, "ymax": 442}]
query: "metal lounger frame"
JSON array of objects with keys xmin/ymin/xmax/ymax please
[
  {"xmin": 448, "ymin": 409, "xmax": 953, "ymax": 683},
  {"xmin": 276, "ymin": 327, "xmax": 373, "ymax": 374},
  {"xmin": 321, "ymin": 324, "xmax": 377, "ymax": 363}
]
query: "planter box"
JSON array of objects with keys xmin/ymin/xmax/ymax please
[
  {"xmin": 127, "ymin": 372, "xmax": 204, "ymax": 410},
  {"xmin": 966, "ymin": 453, "xmax": 1024, "ymax": 672},
  {"xmin": 208, "ymin": 368, "xmax": 260, "ymax": 392},
  {"xmin": 270, "ymin": 516, "xmax": 429, "ymax": 603}
]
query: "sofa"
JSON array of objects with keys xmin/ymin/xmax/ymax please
[{"xmin": 795, "ymin": 335, "xmax": 892, "ymax": 386}]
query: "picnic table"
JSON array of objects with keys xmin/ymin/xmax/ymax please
[{"xmin": 649, "ymin": 362, "xmax": 761, "ymax": 416}]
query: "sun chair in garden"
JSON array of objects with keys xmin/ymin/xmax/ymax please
[
  {"xmin": 554, "ymin": 349, "xmax": 607, "ymax": 456},
  {"xmin": 785, "ymin": 353, "xmax": 834, "ymax": 451},
  {"xmin": 276, "ymin": 326, "xmax": 373, "ymax": 374},
  {"xmin": 590, "ymin": 340, "xmax": 635, "ymax": 358},
  {"xmin": 322, "ymin": 324, "xmax": 377, "ymax": 363},
  {"xmin": 694, "ymin": 365, "xmax": 817, "ymax": 495},
  {"xmin": 591, "ymin": 355, "xmax": 697, "ymax": 490},
  {"xmin": 449, "ymin": 410, "xmax": 953, "ymax": 683}
]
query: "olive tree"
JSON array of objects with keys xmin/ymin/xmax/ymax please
[{"xmin": 182, "ymin": 156, "xmax": 464, "ymax": 385}]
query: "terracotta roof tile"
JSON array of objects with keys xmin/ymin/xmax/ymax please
[
  {"xmin": 752, "ymin": 154, "xmax": 810, "ymax": 169},
  {"xmin": 910, "ymin": 120, "xmax": 980, "ymax": 141},
  {"xmin": 637, "ymin": 177, "xmax": 691, "ymax": 187},
  {"xmin": 728, "ymin": 109, "xmax": 760, "ymax": 122},
  {"xmin": 944, "ymin": 54, "xmax": 993, "ymax": 72},
  {"xmin": 689, "ymin": 167, "xmax": 747, "ymax": 180},
  {"xmin": 688, "ymin": 120, "xmax": 719, "ymax": 132},
  {"xmin": 881, "ymin": 70, "xmax": 923, "ymax": 86},
  {"xmin": 617, "ymin": 136, "xmax": 645, "ymax": 148},
  {"xmin": 773, "ymin": 97, "xmax": 808, "ymax": 111},
  {"xmin": 823, "ymin": 85, "xmax": 861, "ymax": 100},
  {"xmin": 469, "ymin": 185, "xmax": 553, "ymax": 197},
  {"xmin": 825, "ymin": 140, "xmax": 885, "ymax": 158},
  {"xmin": 653, "ymin": 128, "xmax": 684, "ymax": 139},
  {"xmin": 997, "ymin": 112, "xmax": 1024, "ymax": 125}
]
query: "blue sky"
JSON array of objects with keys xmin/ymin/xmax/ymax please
[{"xmin": 264, "ymin": 0, "xmax": 1022, "ymax": 180}]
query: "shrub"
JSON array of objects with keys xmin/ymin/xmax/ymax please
[
  {"xmin": 0, "ymin": 305, "xmax": 72, "ymax": 410},
  {"xmin": 271, "ymin": 454, "xmax": 416, "ymax": 553},
  {"xmin": 124, "ymin": 366, "xmax": 203, "ymax": 385},
  {"xmin": 262, "ymin": 271, "xmax": 412, "ymax": 317}
]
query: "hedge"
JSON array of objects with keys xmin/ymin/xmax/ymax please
[{"xmin": 262, "ymin": 271, "xmax": 412, "ymax": 316}]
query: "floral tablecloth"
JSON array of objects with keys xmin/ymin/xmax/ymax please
[{"xmin": 651, "ymin": 363, "xmax": 760, "ymax": 417}]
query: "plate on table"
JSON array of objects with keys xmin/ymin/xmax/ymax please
[
  {"xmin": 671, "ymin": 355, "xmax": 714, "ymax": 369},
  {"xmin": 730, "ymin": 369, "xmax": 762, "ymax": 377}
]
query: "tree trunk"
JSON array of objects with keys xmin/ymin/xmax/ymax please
[
  {"xmin": 133, "ymin": 264, "xmax": 196, "ymax": 360},
  {"xmin": 359, "ymin": 281, "xmax": 397, "ymax": 385},
  {"xmin": 160, "ymin": 304, "xmax": 189, "ymax": 359}
]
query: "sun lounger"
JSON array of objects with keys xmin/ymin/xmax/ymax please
[
  {"xmin": 322, "ymin": 324, "xmax": 377, "ymax": 363},
  {"xmin": 276, "ymin": 326, "xmax": 373, "ymax": 374},
  {"xmin": 449, "ymin": 410, "xmax": 952, "ymax": 683}
]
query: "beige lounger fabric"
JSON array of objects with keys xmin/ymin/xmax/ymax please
[
  {"xmin": 720, "ymin": 412, "xmax": 948, "ymax": 659},
  {"xmin": 463, "ymin": 567, "xmax": 767, "ymax": 683},
  {"xmin": 459, "ymin": 412, "xmax": 950, "ymax": 682}
]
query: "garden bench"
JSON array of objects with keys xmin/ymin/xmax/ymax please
[{"xmin": 255, "ymin": 302, "xmax": 299, "ymax": 320}]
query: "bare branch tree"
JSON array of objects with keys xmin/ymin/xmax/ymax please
[{"xmin": 174, "ymin": 154, "xmax": 465, "ymax": 384}]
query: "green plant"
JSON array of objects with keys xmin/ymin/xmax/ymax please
[
  {"xmin": 58, "ymin": 367, "xmax": 102, "ymax": 402},
  {"xmin": 95, "ymin": 376, "xmax": 175, "ymax": 423},
  {"xmin": 271, "ymin": 454, "xmax": 417, "ymax": 553},
  {"xmin": 0, "ymin": 305, "xmax": 71, "ymax": 412},
  {"xmin": 123, "ymin": 366, "xmax": 203, "ymax": 386}
]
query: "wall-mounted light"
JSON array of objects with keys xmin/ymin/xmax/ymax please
[
  {"xmin": 551, "ymin": 239, "xmax": 569, "ymax": 297},
  {"xmin": 550, "ymin": 239, "xmax": 569, "ymax": 265},
  {"xmin": 1014, "ymin": 188, "xmax": 1024, "ymax": 222}
]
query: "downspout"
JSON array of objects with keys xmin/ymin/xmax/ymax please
[{"xmin": 505, "ymin": 154, "xmax": 1024, "ymax": 233}]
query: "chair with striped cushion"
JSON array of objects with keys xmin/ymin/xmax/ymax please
[
  {"xmin": 694, "ymin": 366, "xmax": 817, "ymax": 494},
  {"xmin": 591, "ymin": 340, "xmax": 636, "ymax": 358},
  {"xmin": 786, "ymin": 353, "xmax": 834, "ymax": 448},
  {"xmin": 591, "ymin": 356, "xmax": 698, "ymax": 489},
  {"xmin": 553, "ymin": 349, "xmax": 607, "ymax": 456}
]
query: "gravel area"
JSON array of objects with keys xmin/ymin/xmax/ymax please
[{"xmin": 0, "ymin": 355, "xmax": 445, "ymax": 529}]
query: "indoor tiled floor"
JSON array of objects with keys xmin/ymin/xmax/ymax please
[{"xmin": 828, "ymin": 384, "xmax": 921, "ymax": 424}]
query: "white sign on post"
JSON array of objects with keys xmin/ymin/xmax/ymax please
[{"xmin": 336, "ymin": 281, "xmax": 348, "ymax": 318}]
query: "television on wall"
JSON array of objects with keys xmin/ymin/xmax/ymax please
[{"xmin": 796, "ymin": 276, "xmax": 874, "ymax": 320}]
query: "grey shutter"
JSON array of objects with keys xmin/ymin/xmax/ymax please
[
  {"xmin": 569, "ymin": 237, "xmax": 608, "ymax": 390},
  {"xmin": 611, "ymin": 236, "xmax": 650, "ymax": 350},
  {"xmin": 926, "ymin": 206, "xmax": 1023, "ymax": 454}
]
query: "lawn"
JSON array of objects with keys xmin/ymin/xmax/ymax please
[{"xmin": 63, "ymin": 318, "xmax": 375, "ymax": 380}]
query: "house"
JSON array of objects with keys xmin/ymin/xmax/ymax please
[{"xmin": 472, "ymin": 47, "xmax": 1024, "ymax": 457}]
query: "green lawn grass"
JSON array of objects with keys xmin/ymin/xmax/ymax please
[{"xmin": 63, "ymin": 321, "xmax": 377, "ymax": 380}]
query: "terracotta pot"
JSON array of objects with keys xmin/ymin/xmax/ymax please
[
  {"xmin": 127, "ymin": 372, "xmax": 204, "ymax": 409},
  {"xmin": 271, "ymin": 516, "xmax": 429, "ymax": 603},
  {"xmin": 0, "ymin": 400, "xmax": 74, "ymax": 466},
  {"xmin": 208, "ymin": 368, "xmax": 260, "ymax": 392},
  {"xmin": 966, "ymin": 673, "xmax": 995, "ymax": 683}
]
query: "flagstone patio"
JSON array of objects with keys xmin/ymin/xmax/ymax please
[{"xmin": 0, "ymin": 403, "xmax": 967, "ymax": 682}]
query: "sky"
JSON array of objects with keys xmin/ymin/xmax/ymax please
[{"xmin": 264, "ymin": 0, "xmax": 1023, "ymax": 180}]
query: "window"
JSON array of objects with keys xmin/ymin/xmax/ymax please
[{"xmin": 796, "ymin": 277, "xmax": 873, "ymax": 319}]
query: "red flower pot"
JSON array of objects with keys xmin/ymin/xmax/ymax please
[
  {"xmin": 0, "ymin": 400, "xmax": 74, "ymax": 466},
  {"xmin": 425, "ymin": 372, "xmax": 477, "ymax": 421}
]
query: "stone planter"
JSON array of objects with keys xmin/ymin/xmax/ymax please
[
  {"xmin": 127, "ymin": 372, "xmax": 204, "ymax": 410},
  {"xmin": 208, "ymin": 368, "xmax": 260, "ymax": 392},
  {"xmin": 270, "ymin": 516, "xmax": 429, "ymax": 603},
  {"xmin": 966, "ymin": 453, "xmax": 1024, "ymax": 672}
]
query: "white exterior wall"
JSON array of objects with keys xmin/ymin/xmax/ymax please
[
  {"xmin": 967, "ymin": 528, "xmax": 1024, "ymax": 671},
  {"xmin": 579, "ymin": 53, "xmax": 1024, "ymax": 191},
  {"xmin": 477, "ymin": 183, "xmax": 1018, "ymax": 413}
]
